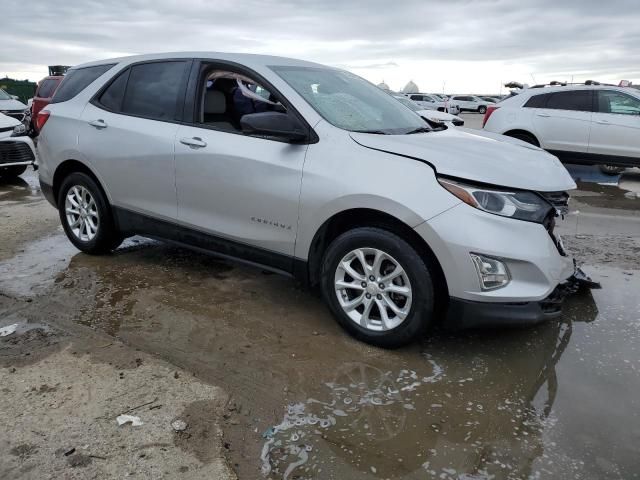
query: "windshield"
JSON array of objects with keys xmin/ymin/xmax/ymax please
[
  {"xmin": 0, "ymin": 89, "xmax": 11, "ymax": 100},
  {"xmin": 272, "ymin": 66, "xmax": 427, "ymax": 134}
]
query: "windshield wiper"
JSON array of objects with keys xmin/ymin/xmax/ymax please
[
  {"xmin": 352, "ymin": 129, "xmax": 389, "ymax": 135},
  {"xmin": 404, "ymin": 126, "xmax": 432, "ymax": 135}
]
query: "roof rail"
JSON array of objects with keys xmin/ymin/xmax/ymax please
[{"xmin": 529, "ymin": 80, "xmax": 617, "ymax": 89}]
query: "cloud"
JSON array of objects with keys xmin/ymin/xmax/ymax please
[{"xmin": 1, "ymin": 0, "xmax": 638, "ymax": 92}]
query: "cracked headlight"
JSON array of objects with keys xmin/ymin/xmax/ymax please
[{"xmin": 438, "ymin": 178, "xmax": 553, "ymax": 223}]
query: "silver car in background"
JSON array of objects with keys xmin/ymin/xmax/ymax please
[{"xmin": 37, "ymin": 52, "xmax": 586, "ymax": 347}]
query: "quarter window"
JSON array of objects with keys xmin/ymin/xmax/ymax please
[
  {"xmin": 121, "ymin": 61, "xmax": 188, "ymax": 121},
  {"xmin": 544, "ymin": 90, "xmax": 593, "ymax": 112},
  {"xmin": 51, "ymin": 64, "xmax": 115, "ymax": 104},
  {"xmin": 98, "ymin": 69, "xmax": 129, "ymax": 112},
  {"xmin": 523, "ymin": 94, "xmax": 547, "ymax": 108},
  {"xmin": 597, "ymin": 91, "xmax": 640, "ymax": 115}
]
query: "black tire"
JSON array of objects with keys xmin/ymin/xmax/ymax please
[
  {"xmin": 58, "ymin": 172, "xmax": 122, "ymax": 254},
  {"xmin": 599, "ymin": 164, "xmax": 625, "ymax": 175},
  {"xmin": 320, "ymin": 227, "xmax": 435, "ymax": 348},
  {"xmin": 505, "ymin": 131, "xmax": 540, "ymax": 147},
  {"xmin": 0, "ymin": 165, "xmax": 27, "ymax": 178},
  {"xmin": 478, "ymin": 105, "xmax": 487, "ymax": 114}
]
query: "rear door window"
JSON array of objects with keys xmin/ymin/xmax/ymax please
[
  {"xmin": 544, "ymin": 90, "xmax": 593, "ymax": 112},
  {"xmin": 121, "ymin": 61, "xmax": 189, "ymax": 121},
  {"xmin": 51, "ymin": 64, "xmax": 115, "ymax": 103}
]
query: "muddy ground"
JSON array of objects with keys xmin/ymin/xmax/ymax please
[{"xmin": 1, "ymin": 161, "xmax": 639, "ymax": 479}]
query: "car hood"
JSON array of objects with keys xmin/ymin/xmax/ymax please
[
  {"xmin": 350, "ymin": 128, "xmax": 576, "ymax": 192},
  {"xmin": 0, "ymin": 112, "xmax": 20, "ymax": 129},
  {"xmin": 0, "ymin": 98, "xmax": 28, "ymax": 111}
]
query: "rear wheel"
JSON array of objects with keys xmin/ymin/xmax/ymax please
[
  {"xmin": 599, "ymin": 164, "xmax": 625, "ymax": 175},
  {"xmin": 58, "ymin": 172, "xmax": 122, "ymax": 254},
  {"xmin": 478, "ymin": 105, "xmax": 487, "ymax": 114},
  {"xmin": 321, "ymin": 227, "xmax": 435, "ymax": 348},
  {"xmin": 505, "ymin": 131, "xmax": 540, "ymax": 147},
  {"xmin": 0, "ymin": 165, "xmax": 27, "ymax": 178}
]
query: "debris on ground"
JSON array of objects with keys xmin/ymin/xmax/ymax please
[
  {"xmin": 116, "ymin": 415, "xmax": 143, "ymax": 427},
  {"xmin": 0, "ymin": 323, "xmax": 19, "ymax": 337},
  {"xmin": 172, "ymin": 419, "xmax": 188, "ymax": 432}
]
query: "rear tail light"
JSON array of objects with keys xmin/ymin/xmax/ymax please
[
  {"xmin": 36, "ymin": 110, "xmax": 50, "ymax": 132},
  {"xmin": 482, "ymin": 105, "xmax": 499, "ymax": 128}
]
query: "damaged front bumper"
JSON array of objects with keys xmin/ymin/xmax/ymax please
[{"xmin": 446, "ymin": 264, "xmax": 600, "ymax": 330}]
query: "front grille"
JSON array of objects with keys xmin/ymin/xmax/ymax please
[
  {"xmin": 0, "ymin": 126, "xmax": 14, "ymax": 134},
  {"xmin": 0, "ymin": 141, "xmax": 35, "ymax": 165},
  {"xmin": 0, "ymin": 110, "xmax": 25, "ymax": 121}
]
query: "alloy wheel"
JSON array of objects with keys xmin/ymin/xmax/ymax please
[
  {"xmin": 65, "ymin": 185, "xmax": 99, "ymax": 242},
  {"xmin": 334, "ymin": 247, "xmax": 412, "ymax": 331}
]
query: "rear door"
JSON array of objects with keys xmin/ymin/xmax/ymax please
[
  {"xmin": 79, "ymin": 60, "xmax": 191, "ymax": 220},
  {"xmin": 532, "ymin": 89, "xmax": 593, "ymax": 153},
  {"xmin": 589, "ymin": 89, "xmax": 640, "ymax": 160}
]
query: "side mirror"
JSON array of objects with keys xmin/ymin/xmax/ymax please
[
  {"xmin": 240, "ymin": 112, "xmax": 308, "ymax": 143},
  {"xmin": 10, "ymin": 95, "xmax": 19, "ymax": 100}
]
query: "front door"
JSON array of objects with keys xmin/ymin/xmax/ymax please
[
  {"xmin": 589, "ymin": 89, "xmax": 640, "ymax": 161},
  {"xmin": 174, "ymin": 67, "xmax": 308, "ymax": 259}
]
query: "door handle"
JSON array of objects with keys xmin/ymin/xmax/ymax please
[
  {"xmin": 595, "ymin": 119, "xmax": 610, "ymax": 125},
  {"xmin": 88, "ymin": 119, "xmax": 107, "ymax": 129},
  {"xmin": 536, "ymin": 112, "xmax": 550, "ymax": 118},
  {"xmin": 180, "ymin": 137, "xmax": 207, "ymax": 148}
]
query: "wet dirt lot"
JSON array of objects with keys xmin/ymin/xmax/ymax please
[{"xmin": 1, "ymin": 166, "xmax": 640, "ymax": 479}]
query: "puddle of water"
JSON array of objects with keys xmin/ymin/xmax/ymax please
[
  {"xmin": 0, "ymin": 232, "xmax": 77, "ymax": 297},
  {"xmin": 0, "ymin": 174, "xmax": 42, "ymax": 204},
  {"xmin": 0, "ymin": 233, "xmax": 156, "ymax": 298},
  {"xmin": 260, "ymin": 358, "xmax": 444, "ymax": 479}
]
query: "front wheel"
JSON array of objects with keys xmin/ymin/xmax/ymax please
[
  {"xmin": 0, "ymin": 165, "xmax": 27, "ymax": 178},
  {"xmin": 478, "ymin": 105, "xmax": 487, "ymax": 114},
  {"xmin": 321, "ymin": 227, "xmax": 435, "ymax": 348},
  {"xmin": 58, "ymin": 172, "xmax": 122, "ymax": 254}
]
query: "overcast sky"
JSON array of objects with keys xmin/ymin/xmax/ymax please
[{"xmin": 1, "ymin": 0, "xmax": 638, "ymax": 93}]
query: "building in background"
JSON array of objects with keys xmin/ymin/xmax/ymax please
[{"xmin": 402, "ymin": 80, "xmax": 419, "ymax": 94}]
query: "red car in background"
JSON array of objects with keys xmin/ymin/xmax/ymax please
[{"xmin": 31, "ymin": 75, "xmax": 63, "ymax": 133}]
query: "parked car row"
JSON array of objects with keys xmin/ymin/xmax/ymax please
[
  {"xmin": 34, "ymin": 52, "xmax": 593, "ymax": 348},
  {"xmin": 392, "ymin": 95, "xmax": 464, "ymax": 126},
  {"xmin": 405, "ymin": 93, "xmax": 461, "ymax": 115},
  {"xmin": 483, "ymin": 83, "xmax": 640, "ymax": 173}
]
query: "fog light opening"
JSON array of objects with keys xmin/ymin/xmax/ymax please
[{"xmin": 470, "ymin": 253, "xmax": 510, "ymax": 291}]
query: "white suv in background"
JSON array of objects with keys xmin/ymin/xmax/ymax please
[
  {"xmin": 449, "ymin": 95, "xmax": 490, "ymax": 114},
  {"xmin": 483, "ymin": 84, "xmax": 640, "ymax": 173},
  {"xmin": 406, "ymin": 93, "xmax": 460, "ymax": 115}
]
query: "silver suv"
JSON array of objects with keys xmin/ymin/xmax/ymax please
[{"xmin": 37, "ymin": 53, "xmax": 586, "ymax": 347}]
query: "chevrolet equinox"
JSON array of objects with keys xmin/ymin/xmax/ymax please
[{"xmin": 37, "ymin": 53, "xmax": 585, "ymax": 347}]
